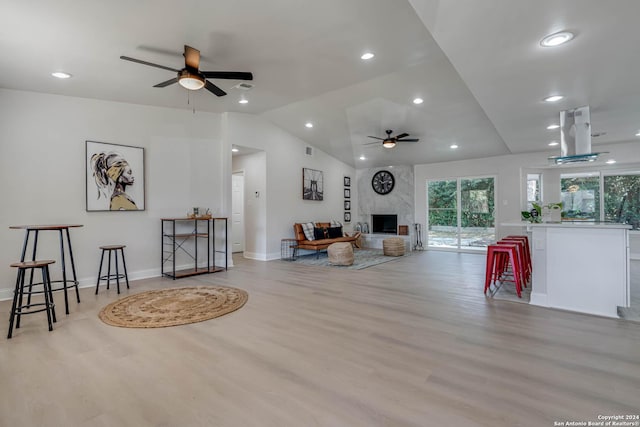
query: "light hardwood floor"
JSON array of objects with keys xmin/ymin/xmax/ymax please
[{"xmin": 1, "ymin": 251, "xmax": 639, "ymax": 427}]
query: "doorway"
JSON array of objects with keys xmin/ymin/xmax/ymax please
[
  {"xmin": 426, "ymin": 176, "xmax": 496, "ymax": 250},
  {"xmin": 232, "ymin": 172, "xmax": 245, "ymax": 253}
]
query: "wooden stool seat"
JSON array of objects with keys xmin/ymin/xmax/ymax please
[
  {"xmin": 7, "ymin": 260, "xmax": 57, "ymax": 339},
  {"xmin": 96, "ymin": 245, "xmax": 130, "ymax": 294},
  {"xmin": 10, "ymin": 260, "xmax": 56, "ymax": 268}
]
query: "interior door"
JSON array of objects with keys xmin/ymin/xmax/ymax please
[{"xmin": 232, "ymin": 172, "xmax": 245, "ymax": 253}]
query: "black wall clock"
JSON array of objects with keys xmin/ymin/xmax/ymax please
[{"xmin": 372, "ymin": 170, "xmax": 395, "ymax": 195}]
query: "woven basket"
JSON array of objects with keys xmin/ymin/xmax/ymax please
[
  {"xmin": 383, "ymin": 238, "xmax": 405, "ymax": 256},
  {"xmin": 328, "ymin": 242, "xmax": 354, "ymax": 266}
]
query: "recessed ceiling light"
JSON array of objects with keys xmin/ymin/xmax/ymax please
[
  {"xmin": 549, "ymin": 141, "xmax": 559, "ymax": 146},
  {"xmin": 361, "ymin": 52, "xmax": 375, "ymax": 60},
  {"xmin": 238, "ymin": 99, "xmax": 248, "ymax": 104},
  {"xmin": 231, "ymin": 148, "xmax": 239, "ymax": 153},
  {"xmin": 544, "ymin": 95, "xmax": 564, "ymax": 102},
  {"xmin": 636, "ymin": 131, "xmax": 640, "ymax": 137},
  {"xmin": 51, "ymin": 71, "xmax": 72, "ymax": 79},
  {"xmin": 359, "ymin": 155, "xmax": 366, "ymax": 160},
  {"xmin": 540, "ymin": 31, "xmax": 575, "ymax": 47},
  {"xmin": 547, "ymin": 124, "xmax": 560, "ymax": 130},
  {"xmin": 606, "ymin": 159, "xmax": 616, "ymax": 164},
  {"xmin": 413, "ymin": 98, "xmax": 424, "ymax": 105},
  {"xmin": 305, "ymin": 122, "xmax": 313, "ymax": 128},
  {"xmin": 450, "ymin": 144, "xmax": 458, "ymax": 149}
]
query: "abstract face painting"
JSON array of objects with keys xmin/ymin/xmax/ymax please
[{"xmin": 86, "ymin": 141, "xmax": 145, "ymax": 211}]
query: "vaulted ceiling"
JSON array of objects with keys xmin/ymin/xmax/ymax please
[{"xmin": 1, "ymin": 0, "xmax": 639, "ymax": 168}]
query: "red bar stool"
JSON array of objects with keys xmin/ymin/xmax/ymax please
[
  {"xmin": 506, "ymin": 235, "xmax": 532, "ymax": 274},
  {"xmin": 484, "ymin": 244, "xmax": 522, "ymax": 298},
  {"xmin": 498, "ymin": 238, "xmax": 529, "ymax": 285}
]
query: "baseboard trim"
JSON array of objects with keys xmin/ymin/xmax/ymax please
[{"xmin": 0, "ymin": 263, "xmax": 229, "ymax": 302}]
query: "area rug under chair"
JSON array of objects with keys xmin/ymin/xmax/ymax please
[
  {"xmin": 292, "ymin": 248, "xmax": 410, "ymax": 270},
  {"xmin": 99, "ymin": 286, "xmax": 248, "ymax": 328}
]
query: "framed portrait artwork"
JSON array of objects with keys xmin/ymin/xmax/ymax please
[
  {"xmin": 344, "ymin": 200, "xmax": 351, "ymax": 210},
  {"xmin": 344, "ymin": 176, "xmax": 351, "ymax": 187},
  {"xmin": 302, "ymin": 168, "xmax": 323, "ymax": 200},
  {"xmin": 344, "ymin": 212, "xmax": 351, "ymax": 222},
  {"xmin": 86, "ymin": 140, "xmax": 145, "ymax": 211},
  {"xmin": 344, "ymin": 188, "xmax": 350, "ymax": 198}
]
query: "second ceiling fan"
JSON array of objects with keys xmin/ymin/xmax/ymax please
[
  {"xmin": 120, "ymin": 45, "xmax": 253, "ymax": 97},
  {"xmin": 366, "ymin": 129, "xmax": 419, "ymax": 148}
]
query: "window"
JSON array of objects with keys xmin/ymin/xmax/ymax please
[
  {"xmin": 427, "ymin": 177, "xmax": 495, "ymax": 250},
  {"xmin": 561, "ymin": 173, "xmax": 600, "ymax": 221},
  {"xmin": 604, "ymin": 173, "xmax": 640, "ymax": 228},
  {"xmin": 558, "ymin": 170, "xmax": 640, "ymax": 228},
  {"xmin": 526, "ymin": 173, "xmax": 541, "ymax": 210}
]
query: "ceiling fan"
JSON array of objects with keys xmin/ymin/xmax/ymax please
[
  {"xmin": 366, "ymin": 130, "xmax": 419, "ymax": 148},
  {"xmin": 120, "ymin": 45, "xmax": 253, "ymax": 96}
]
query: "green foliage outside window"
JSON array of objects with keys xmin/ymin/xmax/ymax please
[
  {"xmin": 428, "ymin": 178, "xmax": 495, "ymax": 228},
  {"xmin": 604, "ymin": 174, "xmax": 640, "ymax": 228},
  {"xmin": 561, "ymin": 176, "xmax": 600, "ymax": 220}
]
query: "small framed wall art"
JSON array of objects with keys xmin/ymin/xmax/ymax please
[
  {"xmin": 344, "ymin": 200, "xmax": 351, "ymax": 210},
  {"xmin": 344, "ymin": 188, "xmax": 350, "ymax": 199},
  {"xmin": 86, "ymin": 140, "xmax": 145, "ymax": 211},
  {"xmin": 302, "ymin": 168, "xmax": 324, "ymax": 201},
  {"xmin": 344, "ymin": 176, "xmax": 351, "ymax": 187},
  {"xmin": 344, "ymin": 212, "xmax": 351, "ymax": 222}
]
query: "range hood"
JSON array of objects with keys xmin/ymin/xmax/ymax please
[{"xmin": 549, "ymin": 105, "xmax": 604, "ymax": 165}]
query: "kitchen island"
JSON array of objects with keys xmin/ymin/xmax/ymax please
[{"xmin": 502, "ymin": 222, "xmax": 631, "ymax": 318}]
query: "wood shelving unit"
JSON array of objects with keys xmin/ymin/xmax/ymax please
[{"xmin": 161, "ymin": 218, "xmax": 211, "ymax": 279}]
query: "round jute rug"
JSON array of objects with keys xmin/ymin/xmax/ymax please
[{"xmin": 98, "ymin": 286, "xmax": 248, "ymax": 328}]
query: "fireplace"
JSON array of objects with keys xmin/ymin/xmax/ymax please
[{"xmin": 372, "ymin": 214, "xmax": 397, "ymax": 234}]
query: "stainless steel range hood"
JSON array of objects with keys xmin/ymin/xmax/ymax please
[{"xmin": 549, "ymin": 105, "xmax": 604, "ymax": 165}]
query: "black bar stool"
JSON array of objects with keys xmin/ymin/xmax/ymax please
[
  {"xmin": 8, "ymin": 260, "xmax": 57, "ymax": 339},
  {"xmin": 96, "ymin": 245, "xmax": 130, "ymax": 294}
]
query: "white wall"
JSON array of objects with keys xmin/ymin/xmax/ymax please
[
  {"xmin": 414, "ymin": 140, "xmax": 640, "ymax": 243},
  {"xmin": 0, "ymin": 89, "xmax": 224, "ymax": 299},
  {"xmin": 224, "ymin": 113, "xmax": 355, "ymax": 260}
]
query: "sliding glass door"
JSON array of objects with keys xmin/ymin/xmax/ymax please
[{"xmin": 427, "ymin": 176, "xmax": 495, "ymax": 250}]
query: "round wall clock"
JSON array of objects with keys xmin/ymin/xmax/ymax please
[{"xmin": 371, "ymin": 170, "xmax": 395, "ymax": 195}]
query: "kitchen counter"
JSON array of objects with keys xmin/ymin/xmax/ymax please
[{"xmin": 501, "ymin": 221, "xmax": 631, "ymax": 317}]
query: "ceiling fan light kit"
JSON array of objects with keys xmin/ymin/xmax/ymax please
[
  {"xmin": 120, "ymin": 45, "xmax": 252, "ymax": 97},
  {"xmin": 367, "ymin": 129, "xmax": 419, "ymax": 148},
  {"xmin": 178, "ymin": 70, "xmax": 205, "ymax": 90},
  {"xmin": 382, "ymin": 140, "xmax": 396, "ymax": 148}
]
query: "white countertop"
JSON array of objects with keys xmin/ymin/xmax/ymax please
[{"xmin": 502, "ymin": 221, "xmax": 632, "ymax": 230}]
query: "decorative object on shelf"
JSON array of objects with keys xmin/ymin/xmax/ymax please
[
  {"xmin": 362, "ymin": 222, "xmax": 369, "ymax": 233},
  {"xmin": 344, "ymin": 188, "xmax": 350, "ymax": 198},
  {"xmin": 188, "ymin": 207, "xmax": 212, "ymax": 219},
  {"xmin": 344, "ymin": 212, "xmax": 351, "ymax": 222},
  {"xmin": 302, "ymin": 168, "xmax": 323, "ymax": 200},
  {"xmin": 344, "ymin": 200, "xmax": 351, "ymax": 210},
  {"xmin": 372, "ymin": 170, "xmax": 395, "ymax": 195},
  {"xmin": 355, "ymin": 222, "xmax": 362, "ymax": 232},
  {"xmin": 86, "ymin": 140, "xmax": 145, "ymax": 211},
  {"xmin": 344, "ymin": 176, "xmax": 351, "ymax": 187}
]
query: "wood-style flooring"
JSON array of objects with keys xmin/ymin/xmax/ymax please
[{"xmin": 0, "ymin": 251, "xmax": 639, "ymax": 427}]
